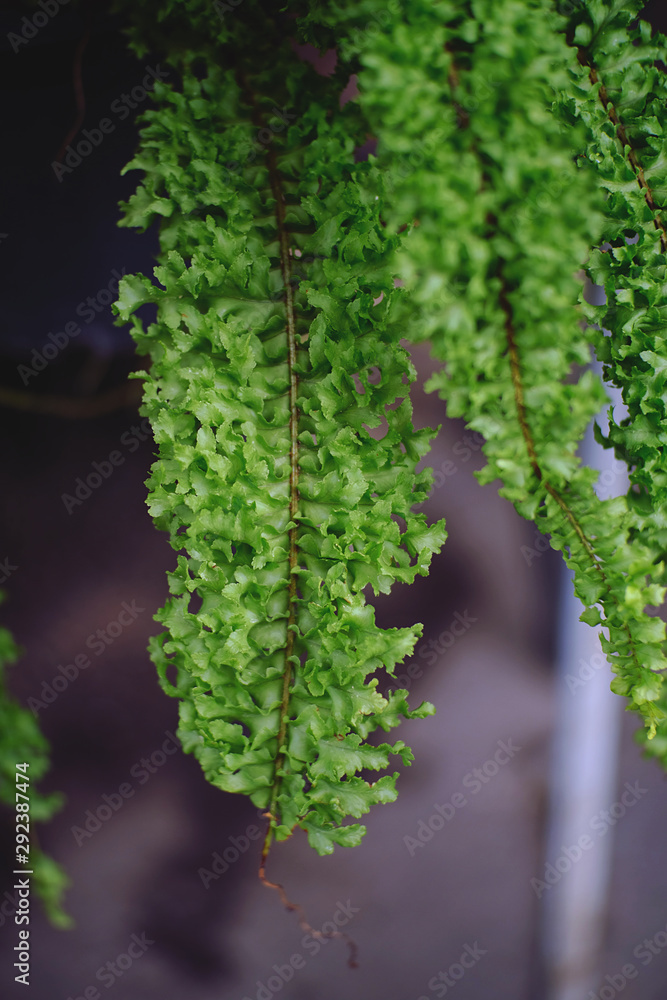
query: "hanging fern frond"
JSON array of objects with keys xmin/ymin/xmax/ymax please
[
  {"xmin": 554, "ymin": 0, "xmax": 667, "ymax": 757},
  {"xmin": 295, "ymin": 0, "xmax": 667, "ymax": 740},
  {"xmin": 113, "ymin": 1, "xmax": 446, "ymax": 860},
  {"xmin": 0, "ymin": 599, "xmax": 71, "ymax": 928}
]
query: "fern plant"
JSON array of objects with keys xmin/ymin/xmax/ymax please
[
  {"xmin": 109, "ymin": 0, "xmax": 667, "ymax": 867},
  {"xmin": 295, "ymin": 0, "xmax": 667, "ymax": 748},
  {"xmin": 7, "ymin": 0, "xmax": 667, "ymax": 928},
  {"xmin": 113, "ymin": 0, "xmax": 447, "ymax": 866},
  {"xmin": 555, "ymin": 0, "xmax": 667, "ymax": 760}
]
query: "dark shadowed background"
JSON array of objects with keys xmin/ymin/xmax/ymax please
[{"xmin": 1, "ymin": 2, "xmax": 667, "ymax": 998}]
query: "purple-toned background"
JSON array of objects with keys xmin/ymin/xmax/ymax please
[{"xmin": 1, "ymin": 2, "xmax": 667, "ymax": 998}]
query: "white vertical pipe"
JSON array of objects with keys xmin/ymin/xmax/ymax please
[{"xmin": 542, "ymin": 361, "xmax": 628, "ymax": 1000}]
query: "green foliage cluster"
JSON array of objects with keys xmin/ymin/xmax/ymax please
[
  {"xmin": 295, "ymin": 0, "xmax": 667, "ymax": 743},
  {"xmin": 555, "ymin": 0, "xmax": 667, "ymax": 757},
  {"xmin": 0, "ymin": 597, "xmax": 70, "ymax": 926},
  {"xmin": 6, "ymin": 0, "xmax": 667, "ymax": 916},
  {"xmin": 111, "ymin": 0, "xmax": 667, "ymax": 853}
]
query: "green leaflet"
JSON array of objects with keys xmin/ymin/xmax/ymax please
[
  {"xmin": 0, "ymin": 599, "xmax": 71, "ymax": 927},
  {"xmin": 296, "ymin": 0, "xmax": 667, "ymax": 739},
  {"xmin": 113, "ymin": 4, "xmax": 446, "ymax": 856},
  {"xmin": 555, "ymin": 0, "xmax": 667, "ymax": 758}
]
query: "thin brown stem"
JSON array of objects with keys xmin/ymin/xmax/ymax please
[
  {"xmin": 584, "ymin": 60, "xmax": 667, "ymax": 254},
  {"xmin": 447, "ymin": 37, "xmax": 645, "ymax": 674},
  {"xmin": 261, "ymin": 137, "xmax": 300, "ymax": 862},
  {"xmin": 235, "ymin": 72, "xmax": 300, "ymax": 867},
  {"xmin": 258, "ymin": 856, "xmax": 358, "ymax": 969},
  {"xmin": 497, "ymin": 267, "xmax": 640, "ymax": 667}
]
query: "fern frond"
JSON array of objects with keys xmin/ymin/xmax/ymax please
[
  {"xmin": 296, "ymin": 0, "xmax": 667, "ymax": 739},
  {"xmin": 113, "ymin": 3, "xmax": 446, "ymax": 857},
  {"xmin": 0, "ymin": 600, "xmax": 71, "ymax": 927},
  {"xmin": 555, "ymin": 0, "xmax": 667, "ymax": 756}
]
